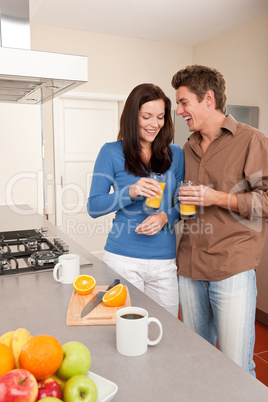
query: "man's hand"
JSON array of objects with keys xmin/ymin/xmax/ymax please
[
  {"xmin": 179, "ymin": 185, "xmax": 239, "ymax": 212},
  {"xmin": 179, "ymin": 185, "xmax": 217, "ymax": 206}
]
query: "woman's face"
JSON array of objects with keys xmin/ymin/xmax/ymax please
[{"xmin": 138, "ymin": 99, "xmax": 165, "ymax": 147}]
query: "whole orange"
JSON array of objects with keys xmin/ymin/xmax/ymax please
[
  {"xmin": 0, "ymin": 343, "xmax": 15, "ymax": 376},
  {"xmin": 19, "ymin": 335, "xmax": 63, "ymax": 380}
]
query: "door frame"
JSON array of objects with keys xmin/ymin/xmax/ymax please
[{"xmin": 52, "ymin": 91, "xmax": 127, "ymax": 227}]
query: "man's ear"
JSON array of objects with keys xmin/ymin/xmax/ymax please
[{"xmin": 205, "ymin": 90, "xmax": 215, "ymax": 107}]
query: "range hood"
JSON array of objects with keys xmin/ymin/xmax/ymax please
[{"xmin": 0, "ymin": 0, "xmax": 88, "ymax": 104}]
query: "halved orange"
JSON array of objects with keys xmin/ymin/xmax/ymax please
[
  {"xmin": 73, "ymin": 275, "xmax": 96, "ymax": 295},
  {"xmin": 102, "ymin": 284, "xmax": 127, "ymax": 307}
]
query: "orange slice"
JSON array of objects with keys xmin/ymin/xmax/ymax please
[
  {"xmin": 73, "ymin": 275, "xmax": 96, "ymax": 295},
  {"xmin": 102, "ymin": 284, "xmax": 127, "ymax": 307}
]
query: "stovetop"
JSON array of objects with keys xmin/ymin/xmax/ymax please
[{"xmin": 0, "ymin": 228, "xmax": 91, "ymax": 276}]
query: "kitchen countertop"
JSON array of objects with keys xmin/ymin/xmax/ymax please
[{"xmin": 1, "ymin": 205, "xmax": 268, "ymax": 401}]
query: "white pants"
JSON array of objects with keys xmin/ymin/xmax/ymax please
[{"xmin": 103, "ymin": 251, "xmax": 179, "ymax": 317}]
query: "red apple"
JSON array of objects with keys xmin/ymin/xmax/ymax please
[
  {"xmin": 0, "ymin": 369, "xmax": 38, "ymax": 402},
  {"xmin": 37, "ymin": 378, "xmax": 62, "ymax": 400}
]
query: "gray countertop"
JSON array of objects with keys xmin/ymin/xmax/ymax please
[{"xmin": 1, "ymin": 205, "xmax": 268, "ymax": 401}]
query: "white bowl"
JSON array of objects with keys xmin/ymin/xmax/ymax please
[{"xmin": 87, "ymin": 371, "xmax": 118, "ymax": 402}]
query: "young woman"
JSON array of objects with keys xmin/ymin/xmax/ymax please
[{"xmin": 87, "ymin": 83, "xmax": 184, "ymax": 316}]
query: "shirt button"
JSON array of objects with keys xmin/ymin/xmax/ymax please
[
  {"xmin": 202, "ymin": 163, "xmax": 206, "ymax": 167},
  {"xmin": 194, "ymin": 247, "xmax": 198, "ymax": 251}
]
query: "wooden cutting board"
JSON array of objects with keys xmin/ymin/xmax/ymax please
[{"xmin": 66, "ymin": 285, "xmax": 131, "ymax": 326}]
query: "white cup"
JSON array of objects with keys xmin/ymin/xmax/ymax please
[
  {"xmin": 53, "ymin": 254, "xmax": 80, "ymax": 284},
  {"xmin": 116, "ymin": 307, "xmax": 163, "ymax": 357}
]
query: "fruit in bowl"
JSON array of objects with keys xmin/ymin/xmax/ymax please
[
  {"xmin": 37, "ymin": 377, "xmax": 62, "ymax": 400},
  {"xmin": 12, "ymin": 328, "xmax": 32, "ymax": 368},
  {"xmin": 0, "ymin": 368, "xmax": 38, "ymax": 402},
  {"xmin": 0, "ymin": 343, "xmax": 15, "ymax": 376},
  {"xmin": 56, "ymin": 341, "xmax": 91, "ymax": 381},
  {"xmin": 0, "ymin": 328, "xmax": 99, "ymax": 402},
  {"xmin": 19, "ymin": 335, "xmax": 63, "ymax": 380},
  {"xmin": 63, "ymin": 374, "xmax": 98, "ymax": 402}
]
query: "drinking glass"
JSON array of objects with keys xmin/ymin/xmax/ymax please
[
  {"xmin": 179, "ymin": 180, "xmax": 196, "ymax": 219},
  {"xmin": 145, "ymin": 173, "xmax": 167, "ymax": 213}
]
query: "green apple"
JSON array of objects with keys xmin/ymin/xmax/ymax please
[
  {"xmin": 56, "ymin": 341, "xmax": 91, "ymax": 380},
  {"xmin": 40, "ymin": 398, "xmax": 62, "ymax": 402},
  {"xmin": 63, "ymin": 375, "xmax": 97, "ymax": 402}
]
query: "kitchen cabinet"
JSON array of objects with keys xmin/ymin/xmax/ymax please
[{"xmin": 1, "ymin": 205, "xmax": 268, "ymax": 401}]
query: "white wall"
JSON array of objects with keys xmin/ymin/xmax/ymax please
[
  {"xmin": 0, "ymin": 103, "xmax": 43, "ymax": 213},
  {"xmin": 30, "ymin": 25, "xmax": 193, "ymax": 107},
  {"xmin": 193, "ymin": 14, "xmax": 268, "ymax": 134}
]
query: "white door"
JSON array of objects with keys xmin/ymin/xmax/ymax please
[{"xmin": 53, "ymin": 94, "xmax": 123, "ymax": 258}]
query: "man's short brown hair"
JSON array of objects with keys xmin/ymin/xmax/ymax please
[{"xmin": 171, "ymin": 65, "xmax": 227, "ymax": 114}]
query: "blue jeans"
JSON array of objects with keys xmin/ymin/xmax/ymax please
[{"xmin": 179, "ymin": 270, "xmax": 257, "ymax": 376}]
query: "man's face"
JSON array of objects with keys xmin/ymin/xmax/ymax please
[{"xmin": 175, "ymin": 86, "xmax": 208, "ymax": 132}]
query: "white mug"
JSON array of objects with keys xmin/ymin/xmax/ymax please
[
  {"xmin": 53, "ymin": 254, "xmax": 80, "ymax": 284},
  {"xmin": 116, "ymin": 307, "xmax": 163, "ymax": 357}
]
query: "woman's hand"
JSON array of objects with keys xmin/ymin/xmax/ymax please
[
  {"xmin": 135, "ymin": 212, "xmax": 168, "ymax": 236},
  {"xmin": 129, "ymin": 177, "xmax": 162, "ymax": 199}
]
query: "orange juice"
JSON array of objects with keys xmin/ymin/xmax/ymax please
[
  {"xmin": 145, "ymin": 182, "xmax": 166, "ymax": 210},
  {"xmin": 180, "ymin": 204, "xmax": 196, "ymax": 219},
  {"xmin": 145, "ymin": 172, "xmax": 167, "ymax": 213}
]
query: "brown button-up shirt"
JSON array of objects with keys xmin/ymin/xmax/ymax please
[{"xmin": 177, "ymin": 114, "xmax": 268, "ymax": 281}]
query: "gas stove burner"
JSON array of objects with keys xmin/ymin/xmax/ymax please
[
  {"xmin": 0, "ymin": 242, "xmax": 11, "ymax": 255},
  {"xmin": 0, "ymin": 257, "xmax": 8, "ymax": 267},
  {"xmin": 22, "ymin": 237, "xmax": 42, "ymax": 252},
  {"xmin": 0, "ymin": 256, "xmax": 19, "ymax": 270},
  {"xmin": 0, "ymin": 229, "xmax": 72, "ymax": 275},
  {"xmin": 30, "ymin": 250, "xmax": 60, "ymax": 267}
]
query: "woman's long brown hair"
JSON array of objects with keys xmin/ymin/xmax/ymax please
[{"xmin": 117, "ymin": 83, "xmax": 174, "ymax": 177}]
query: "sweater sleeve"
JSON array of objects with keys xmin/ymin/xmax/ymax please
[
  {"xmin": 87, "ymin": 143, "xmax": 134, "ymax": 218},
  {"xmin": 163, "ymin": 145, "xmax": 185, "ymax": 228}
]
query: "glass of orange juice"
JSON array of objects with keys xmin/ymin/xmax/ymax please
[
  {"xmin": 179, "ymin": 180, "xmax": 196, "ymax": 219},
  {"xmin": 145, "ymin": 173, "xmax": 167, "ymax": 213}
]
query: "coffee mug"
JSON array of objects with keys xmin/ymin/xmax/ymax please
[
  {"xmin": 53, "ymin": 254, "xmax": 80, "ymax": 284},
  {"xmin": 116, "ymin": 307, "xmax": 163, "ymax": 356}
]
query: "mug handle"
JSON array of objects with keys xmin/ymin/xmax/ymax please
[
  {"xmin": 147, "ymin": 317, "xmax": 163, "ymax": 346},
  {"xmin": 53, "ymin": 262, "xmax": 63, "ymax": 282}
]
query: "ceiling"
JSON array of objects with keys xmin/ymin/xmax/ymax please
[{"xmin": 30, "ymin": 0, "xmax": 268, "ymax": 46}]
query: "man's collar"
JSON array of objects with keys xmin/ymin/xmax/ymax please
[{"xmin": 221, "ymin": 114, "xmax": 238, "ymax": 136}]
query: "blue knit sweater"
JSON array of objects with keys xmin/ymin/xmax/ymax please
[{"xmin": 87, "ymin": 141, "xmax": 184, "ymax": 259}]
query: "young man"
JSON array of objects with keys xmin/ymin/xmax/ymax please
[{"xmin": 171, "ymin": 65, "xmax": 268, "ymax": 376}]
